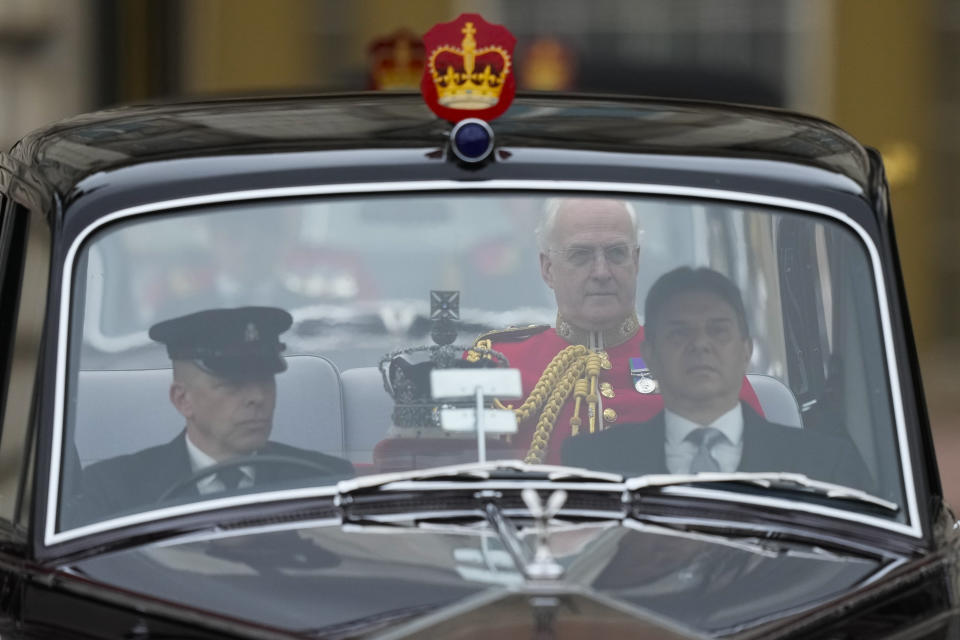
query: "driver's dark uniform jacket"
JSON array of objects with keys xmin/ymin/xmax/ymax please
[
  {"xmin": 80, "ymin": 432, "xmax": 354, "ymax": 520},
  {"xmin": 76, "ymin": 306, "xmax": 354, "ymax": 522}
]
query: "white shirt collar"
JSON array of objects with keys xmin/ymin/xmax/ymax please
[
  {"xmin": 664, "ymin": 403, "xmax": 743, "ymax": 446},
  {"xmin": 663, "ymin": 403, "xmax": 744, "ymax": 474},
  {"xmin": 185, "ymin": 432, "xmax": 218, "ymax": 472},
  {"xmin": 184, "ymin": 432, "xmax": 254, "ymax": 493}
]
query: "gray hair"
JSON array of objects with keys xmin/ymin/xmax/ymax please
[{"xmin": 535, "ymin": 198, "xmax": 641, "ymax": 252}]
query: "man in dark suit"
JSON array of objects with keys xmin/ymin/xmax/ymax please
[
  {"xmin": 562, "ymin": 267, "xmax": 871, "ymax": 490},
  {"xmin": 80, "ymin": 307, "xmax": 354, "ymax": 523}
]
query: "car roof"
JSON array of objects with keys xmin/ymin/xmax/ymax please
[{"xmin": 2, "ymin": 92, "xmax": 878, "ymax": 216}]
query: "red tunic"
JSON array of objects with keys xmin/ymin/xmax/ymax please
[{"xmin": 489, "ymin": 326, "xmax": 762, "ymax": 465}]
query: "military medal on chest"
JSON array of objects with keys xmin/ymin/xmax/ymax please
[{"xmin": 630, "ymin": 356, "xmax": 657, "ymax": 394}]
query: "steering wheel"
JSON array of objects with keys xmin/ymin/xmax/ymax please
[{"xmin": 157, "ymin": 454, "xmax": 346, "ymax": 504}]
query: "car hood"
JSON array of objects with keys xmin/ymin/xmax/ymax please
[{"xmin": 66, "ymin": 517, "xmax": 890, "ymax": 638}]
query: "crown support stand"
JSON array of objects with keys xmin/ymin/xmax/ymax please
[
  {"xmin": 431, "ymin": 368, "xmax": 522, "ymax": 463},
  {"xmin": 475, "ymin": 385, "xmax": 487, "ymax": 462}
]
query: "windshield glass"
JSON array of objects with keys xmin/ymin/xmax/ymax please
[{"xmin": 59, "ymin": 192, "xmax": 905, "ymax": 531}]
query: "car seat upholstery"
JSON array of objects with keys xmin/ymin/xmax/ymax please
[
  {"xmin": 340, "ymin": 367, "xmax": 393, "ymax": 464},
  {"xmin": 75, "ymin": 363, "xmax": 799, "ymax": 471},
  {"xmin": 74, "ymin": 355, "xmax": 345, "ymax": 466},
  {"xmin": 364, "ymin": 371, "xmax": 803, "ymax": 472},
  {"xmin": 747, "ymin": 374, "xmax": 802, "ymax": 429}
]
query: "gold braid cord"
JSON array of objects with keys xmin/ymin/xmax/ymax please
[{"xmin": 509, "ymin": 344, "xmax": 594, "ymax": 464}]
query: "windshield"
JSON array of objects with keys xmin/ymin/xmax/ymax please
[{"xmin": 58, "ymin": 191, "xmax": 906, "ymax": 531}]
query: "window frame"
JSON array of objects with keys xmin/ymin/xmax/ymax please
[
  {"xmin": 0, "ymin": 197, "xmax": 51, "ymax": 541},
  {"xmin": 41, "ymin": 181, "xmax": 924, "ymax": 549}
]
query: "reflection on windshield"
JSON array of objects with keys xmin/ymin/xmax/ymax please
[{"xmin": 62, "ymin": 193, "xmax": 904, "ymax": 530}]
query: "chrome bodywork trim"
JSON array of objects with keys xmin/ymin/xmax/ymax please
[
  {"xmin": 658, "ymin": 485, "xmax": 912, "ymax": 535},
  {"xmin": 46, "ymin": 179, "xmax": 920, "ymax": 545},
  {"xmin": 55, "ymin": 486, "xmax": 340, "ymax": 542}
]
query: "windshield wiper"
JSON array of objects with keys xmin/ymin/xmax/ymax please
[
  {"xmin": 336, "ymin": 460, "xmax": 624, "ymax": 497},
  {"xmin": 624, "ymin": 471, "xmax": 899, "ymax": 512}
]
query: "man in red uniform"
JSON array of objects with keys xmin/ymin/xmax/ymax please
[{"xmin": 469, "ymin": 198, "xmax": 761, "ymax": 465}]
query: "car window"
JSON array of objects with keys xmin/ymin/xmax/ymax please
[{"xmin": 59, "ymin": 192, "xmax": 905, "ymax": 531}]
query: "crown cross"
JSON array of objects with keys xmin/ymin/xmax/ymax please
[{"xmin": 461, "ymin": 22, "xmax": 477, "ymax": 76}]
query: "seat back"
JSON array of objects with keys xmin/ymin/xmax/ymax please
[
  {"xmin": 74, "ymin": 354, "xmax": 345, "ymax": 466},
  {"xmin": 746, "ymin": 374, "xmax": 802, "ymax": 428},
  {"xmin": 344, "ymin": 370, "xmax": 802, "ymax": 473},
  {"xmin": 340, "ymin": 367, "xmax": 393, "ymax": 464}
]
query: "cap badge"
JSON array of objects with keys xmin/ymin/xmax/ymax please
[
  {"xmin": 421, "ymin": 13, "xmax": 516, "ymax": 122},
  {"xmin": 244, "ymin": 322, "xmax": 259, "ymax": 343}
]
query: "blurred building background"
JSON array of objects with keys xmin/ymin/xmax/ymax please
[{"xmin": 2, "ymin": 0, "xmax": 959, "ymax": 494}]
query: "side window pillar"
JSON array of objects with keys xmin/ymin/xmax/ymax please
[{"xmin": 0, "ymin": 200, "xmax": 50, "ymax": 533}]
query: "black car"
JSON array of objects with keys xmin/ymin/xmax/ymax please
[{"xmin": 0, "ymin": 90, "xmax": 952, "ymax": 639}]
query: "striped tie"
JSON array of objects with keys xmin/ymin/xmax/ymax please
[{"xmin": 686, "ymin": 427, "xmax": 726, "ymax": 473}]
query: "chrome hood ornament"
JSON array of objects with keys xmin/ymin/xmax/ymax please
[{"xmin": 521, "ymin": 488, "xmax": 568, "ymax": 580}]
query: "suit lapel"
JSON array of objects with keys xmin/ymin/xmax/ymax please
[
  {"xmin": 649, "ymin": 413, "xmax": 669, "ymax": 474},
  {"xmin": 170, "ymin": 430, "xmax": 194, "ymax": 478},
  {"xmin": 257, "ymin": 441, "xmax": 292, "ymax": 484},
  {"xmin": 738, "ymin": 403, "xmax": 783, "ymax": 472},
  {"xmin": 142, "ymin": 430, "xmax": 198, "ymax": 503},
  {"xmin": 624, "ymin": 412, "xmax": 668, "ymax": 475}
]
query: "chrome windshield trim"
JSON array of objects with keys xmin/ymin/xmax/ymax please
[
  {"xmin": 625, "ymin": 472, "xmax": 900, "ymax": 512},
  {"xmin": 335, "ymin": 459, "xmax": 624, "ymax": 494},
  {"xmin": 352, "ymin": 480, "xmax": 626, "ymax": 494},
  {"xmin": 46, "ymin": 179, "xmax": 920, "ymax": 546},
  {"xmin": 52, "ymin": 485, "xmax": 340, "ymax": 544},
  {"xmin": 148, "ymin": 516, "xmax": 343, "ymax": 548},
  {"xmin": 655, "ymin": 485, "xmax": 913, "ymax": 536}
]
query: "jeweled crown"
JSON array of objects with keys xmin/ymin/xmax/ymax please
[{"xmin": 428, "ymin": 22, "xmax": 511, "ymax": 109}]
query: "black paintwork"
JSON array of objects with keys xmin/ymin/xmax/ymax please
[
  {"xmin": 58, "ymin": 517, "xmax": 890, "ymax": 634},
  {"xmin": 0, "ymin": 92, "xmax": 952, "ymax": 638},
  {"xmin": 9, "ymin": 492, "xmax": 959, "ymax": 639},
  {"xmin": 8, "ymin": 93, "xmax": 870, "ymax": 197}
]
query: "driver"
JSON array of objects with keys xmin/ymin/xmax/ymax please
[{"xmin": 80, "ymin": 306, "xmax": 354, "ymax": 520}]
